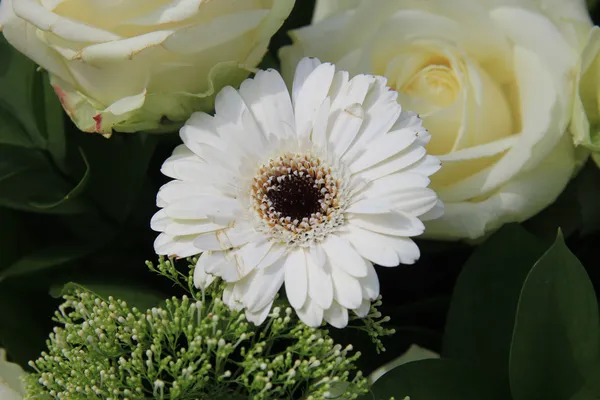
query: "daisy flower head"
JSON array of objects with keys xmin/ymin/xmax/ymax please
[{"xmin": 151, "ymin": 57, "xmax": 443, "ymax": 328}]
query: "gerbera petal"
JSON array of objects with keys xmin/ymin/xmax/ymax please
[
  {"xmin": 331, "ymin": 266, "xmax": 363, "ymax": 310},
  {"xmin": 323, "ymin": 235, "xmax": 368, "ymax": 277},
  {"xmin": 214, "ymin": 86, "xmax": 266, "ymax": 154},
  {"xmin": 165, "ymin": 196, "xmax": 239, "ymax": 220},
  {"xmin": 159, "ymin": 145, "xmax": 195, "ymax": 179},
  {"xmin": 293, "ymin": 62, "xmax": 336, "ymax": 138},
  {"xmin": 356, "ymin": 172, "xmax": 431, "ymax": 202},
  {"xmin": 284, "ymin": 249, "xmax": 308, "ymax": 309},
  {"xmin": 404, "ymin": 155, "xmax": 442, "ymax": 177},
  {"xmin": 244, "ymin": 258, "xmax": 287, "ymax": 312},
  {"xmin": 331, "ymin": 74, "xmax": 376, "ymax": 112},
  {"xmin": 164, "ymin": 220, "xmax": 225, "ymax": 236},
  {"xmin": 193, "ymin": 225, "xmax": 260, "ymax": 251},
  {"xmin": 311, "ymin": 97, "xmax": 331, "ymax": 151},
  {"xmin": 180, "ymin": 113, "xmax": 228, "ymax": 155},
  {"xmin": 323, "ymin": 302, "xmax": 349, "ymax": 329},
  {"xmin": 245, "ymin": 300, "xmax": 274, "ymax": 326},
  {"xmin": 346, "ymin": 199, "xmax": 393, "ymax": 214},
  {"xmin": 292, "ymin": 57, "xmax": 323, "ymax": 105},
  {"xmin": 234, "ymin": 241, "xmax": 273, "ymax": 273},
  {"xmin": 420, "ymin": 199, "xmax": 445, "ymax": 221},
  {"xmin": 327, "ymin": 70, "xmax": 349, "ymax": 107},
  {"xmin": 347, "ymin": 78, "xmax": 402, "ymax": 155},
  {"xmin": 256, "ymin": 244, "xmax": 287, "ymax": 269},
  {"xmin": 345, "ymin": 98, "xmax": 403, "ymax": 161},
  {"xmin": 199, "ymin": 251, "xmax": 248, "ymax": 282},
  {"xmin": 343, "ymin": 225, "xmax": 400, "ymax": 267},
  {"xmin": 308, "ymin": 244, "xmax": 327, "ymax": 269},
  {"xmin": 328, "ymin": 103, "xmax": 364, "ymax": 158},
  {"xmin": 360, "ymin": 261, "xmax": 380, "ymax": 300},
  {"xmin": 168, "ymin": 160, "xmax": 235, "ymax": 191},
  {"xmin": 150, "ymin": 209, "xmax": 170, "ymax": 232},
  {"xmin": 193, "ymin": 258, "xmax": 216, "ymax": 292},
  {"xmin": 223, "ymin": 283, "xmax": 244, "ymax": 311},
  {"xmin": 296, "ymin": 297, "xmax": 324, "ymax": 328},
  {"xmin": 157, "ymin": 180, "xmax": 221, "ymax": 206},
  {"xmin": 348, "ymin": 128, "xmax": 419, "ymax": 172},
  {"xmin": 387, "ymin": 187, "xmax": 440, "ymax": 217},
  {"xmin": 306, "ymin": 248, "xmax": 334, "ymax": 309},
  {"xmin": 353, "ymin": 299, "xmax": 371, "ymax": 318},
  {"xmin": 349, "ymin": 211, "xmax": 425, "ymax": 237},
  {"xmin": 353, "ymin": 144, "xmax": 427, "ymax": 180},
  {"xmin": 239, "ymin": 69, "xmax": 295, "ymax": 139},
  {"xmin": 154, "ymin": 233, "xmax": 198, "ymax": 258}
]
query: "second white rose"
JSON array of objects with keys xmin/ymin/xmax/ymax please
[{"xmin": 281, "ymin": 0, "xmax": 591, "ymax": 239}]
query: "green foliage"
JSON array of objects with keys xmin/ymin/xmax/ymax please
[
  {"xmin": 508, "ymin": 232, "xmax": 600, "ymax": 400},
  {"xmin": 366, "ymin": 359, "xmax": 504, "ymax": 400},
  {"xmin": 361, "ymin": 227, "xmax": 600, "ymax": 400},
  {"xmin": 25, "ymin": 258, "xmax": 371, "ymax": 399},
  {"xmin": 442, "ymin": 224, "xmax": 546, "ymax": 395},
  {"xmin": 0, "ymin": 35, "xmax": 162, "ymax": 362}
]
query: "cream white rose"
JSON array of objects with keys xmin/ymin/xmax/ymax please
[
  {"xmin": 0, "ymin": 0, "xmax": 294, "ymax": 136},
  {"xmin": 0, "ymin": 349, "xmax": 26, "ymax": 400},
  {"xmin": 280, "ymin": 0, "xmax": 591, "ymax": 239}
]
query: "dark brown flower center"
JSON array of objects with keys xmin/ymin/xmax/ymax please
[
  {"xmin": 250, "ymin": 152, "xmax": 344, "ymax": 242},
  {"xmin": 265, "ymin": 173, "xmax": 323, "ymax": 221}
]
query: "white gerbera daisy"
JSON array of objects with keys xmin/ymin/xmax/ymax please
[{"xmin": 151, "ymin": 57, "xmax": 443, "ymax": 328}]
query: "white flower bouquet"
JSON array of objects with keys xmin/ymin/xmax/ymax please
[{"xmin": 0, "ymin": 1, "xmax": 599, "ymax": 399}]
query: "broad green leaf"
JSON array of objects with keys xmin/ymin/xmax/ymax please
[
  {"xmin": 41, "ymin": 72, "xmax": 68, "ymax": 171},
  {"xmin": 509, "ymin": 232, "xmax": 600, "ymax": 400},
  {"xmin": 364, "ymin": 359, "xmax": 504, "ymax": 400},
  {"xmin": 442, "ymin": 224, "xmax": 546, "ymax": 395},
  {"xmin": 0, "ymin": 241, "xmax": 100, "ymax": 281},
  {"xmin": 0, "ymin": 36, "xmax": 46, "ymax": 149},
  {"xmin": 51, "ymin": 282, "xmax": 164, "ymax": 311},
  {"xmin": 0, "ymin": 106, "xmax": 35, "ymax": 149},
  {"xmin": 71, "ymin": 133, "xmax": 158, "ymax": 223},
  {"xmin": 569, "ymin": 385, "xmax": 599, "ymax": 400},
  {"xmin": 28, "ymin": 148, "xmax": 90, "ymax": 210},
  {"xmin": 369, "ymin": 344, "xmax": 440, "ymax": 385},
  {"xmin": 0, "ymin": 145, "xmax": 88, "ymax": 214}
]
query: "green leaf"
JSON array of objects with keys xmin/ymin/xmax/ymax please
[
  {"xmin": 508, "ymin": 231, "xmax": 600, "ymax": 400},
  {"xmin": 364, "ymin": 359, "xmax": 505, "ymax": 400},
  {"xmin": 28, "ymin": 147, "xmax": 90, "ymax": 210},
  {"xmin": 72, "ymin": 133, "xmax": 158, "ymax": 223},
  {"xmin": 0, "ymin": 36, "xmax": 46, "ymax": 149},
  {"xmin": 442, "ymin": 224, "xmax": 546, "ymax": 395},
  {"xmin": 0, "ymin": 241, "xmax": 99, "ymax": 281},
  {"xmin": 0, "ymin": 145, "xmax": 89, "ymax": 214},
  {"xmin": 569, "ymin": 385, "xmax": 599, "ymax": 400},
  {"xmin": 0, "ymin": 106, "xmax": 35, "ymax": 149},
  {"xmin": 50, "ymin": 282, "xmax": 164, "ymax": 311},
  {"xmin": 40, "ymin": 72, "xmax": 68, "ymax": 171}
]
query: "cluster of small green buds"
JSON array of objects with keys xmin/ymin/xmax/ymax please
[
  {"xmin": 350, "ymin": 296, "xmax": 396, "ymax": 354},
  {"xmin": 24, "ymin": 257, "xmax": 380, "ymax": 399}
]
